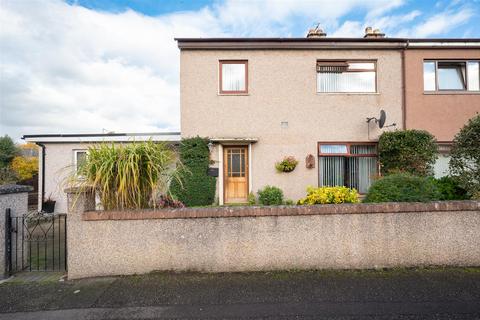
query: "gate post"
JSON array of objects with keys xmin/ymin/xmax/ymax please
[
  {"xmin": 0, "ymin": 185, "xmax": 32, "ymax": 278},
  {"xmin": 4, "ymin": 209, "xmax": 12, "ymax": 277},
  {"xmin": 65, "ymin": 187, "xmax": 95, "ymax": 279}
]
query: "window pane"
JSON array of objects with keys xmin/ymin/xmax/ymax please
[
  {"xmin": 350, "ymin": 145, "xmax": 376, "ymax": 155},
  {"xmin": 438, "ymin": 62, "xmax": 466, "ymax": 90},
  {"xmin": 348, "ymin": 157, "xmax": 377, "ymax": 193},
  {"xmin": 76, "ymin": 152, "xmax": 87, "ymax": 171},
  {"xmin": 467, "ymin": 61, "xmax": 480, "ymax": 91},
  {"xmin": 222, "ymin": 63, "xmax": 245, "ymax": 91},
  {"xmin": 319, "ymin": 156, "xmax": 344, "ymax": 187},
  {"xmin": 317, "ymin": 71, "xmax": 375, "ymax": 92},
  {"xmin": 348, "ymin": 62, "xmax": 375, "ymax": 70},
  {"xmin": 320, "ymin": 145, "xmax": 348, "ymax": 154},
  {"xmin": 423, "ymin": 61, "xmax": 436, "ymax": 91}
]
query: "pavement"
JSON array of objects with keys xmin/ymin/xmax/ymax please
[{"xmin": 0, "ymin": 267, "xmax": 480, "ymax": 319}]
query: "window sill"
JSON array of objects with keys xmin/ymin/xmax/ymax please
[
  {"xmin": 218, "ymin": 93, "xmax": 250, "ymax": 96},
  {"xmin": 423, "ymin": 91, "xmax": 480, "ymax": 95},
  {"xmin": 316, "ymin": 92, "xmax": 379, "ymax": 95}
]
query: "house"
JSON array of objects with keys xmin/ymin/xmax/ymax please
[
  {"xmin": 22, "ymin": 132, "xmax": 180, "ymax": 213},
  {"xmin": 176, "ymin": 30, "xmax": 479, "ymax": 205},
  {"xmin": 22, "ymin": 28, "xmax": 479, "ymax": 210},
  {"xmin": 403, "ymin": 42, "xmax": 480, "ymax": 177}
]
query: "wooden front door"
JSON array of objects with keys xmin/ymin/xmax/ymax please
[{"xmin": 224, "ymin": 146, "xmax": 248, "ymax": 203}]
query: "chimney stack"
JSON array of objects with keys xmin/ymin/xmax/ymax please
[
  {"xmin": 306, "ymin": 25, "xmax": 327, "ymax": 38},
  {"xmin": 364, "ymin": 27, "xmax": 385, "ymax": 38}
]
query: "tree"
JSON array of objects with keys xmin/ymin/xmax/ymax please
[
  {"xmin": 378, "ymin": 130, "xmax": 438, "ymax": 176},
  {"xmin": 11, "ymin": 156, "xmax": 38, "ymax": 180},
  {"xmin": 170, "ymin": 137, "xmax": 216, "ymax": 206},
  {"xmin": 449, "ymin": 114, "xmax": 480, "ymax": 199},
  {"xmin": 0, "ymin": 135, "xmax": 18, "ymax": 168}
]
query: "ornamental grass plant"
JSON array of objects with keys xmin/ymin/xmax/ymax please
[{"xmin": 72, "ymin": 141, "xmax": 181, "ymax": 210}]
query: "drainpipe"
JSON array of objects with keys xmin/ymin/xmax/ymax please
[
  {"xmin": 401, "ymin": 40, "xmax": 410, "ymax": 130},
  {"xmin": 36, "ymin": 143, "xmax": 46, "ymax": 208}
]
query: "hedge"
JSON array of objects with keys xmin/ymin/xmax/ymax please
[
  {"xmin": 378, "ymin": 130, "xmax": 438, "ymax": 176},
  {"xmin": 364, "ymin": 173, "xmax": 440, "ymax": 203},
  {"xmin": 170, "ymin": 137, "xmax": 216, "ymax": 206}
]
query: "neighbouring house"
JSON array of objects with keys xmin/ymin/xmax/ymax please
[
  {"xmin": 22, "ymin": 133, "xmax": 180, "ymax": 213},
  {"xmin": 403, "ymin": 43, "xmax": 480, "ymax": 177}
]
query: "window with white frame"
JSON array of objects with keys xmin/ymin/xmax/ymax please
[
  {"xmin": 424, "ymin": 60, "xmax": 480, "ymax": 92},
  {"xmin": 317, "ymin": 61, "xmax": 376, "ymax": 93},
  {"xmin": 318, "ymin": 143, "xmax": 378, "ymax": 194},
  {"xmin": 73, "ymin": 150, "xmax": 88, "ymax": 175},
  {"xmin": 219, "ymin": 60, "xmax": 248, "ymax": 94}
]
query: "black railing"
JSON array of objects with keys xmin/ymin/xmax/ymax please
[{"xmin": 5, "ymin": 209, "xmax": 67, "ymax": 273}]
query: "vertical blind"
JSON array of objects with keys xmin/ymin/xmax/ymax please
[
  {"xmin": 222, "ymin": 63, "xmax": 246, "ymax": 91},
  {"xmin": 317, "ymin": 62, "xmax": 376, "ymax": 93},
  {"xmin": 319, "ymin": 144, "xmax": 377, "ymax": 193}
]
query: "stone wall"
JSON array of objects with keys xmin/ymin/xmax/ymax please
[
  {"xmin": 0, "ymin": 185, "xmax": 31, "ymax": 278},
  {"xmin": 66, "ymin": 189, "xmax": 480, "ymax": 280}
]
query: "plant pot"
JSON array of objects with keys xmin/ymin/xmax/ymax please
[{"xmin": 42, "ymin": 201, "xmax": 56, "ymax": 213}]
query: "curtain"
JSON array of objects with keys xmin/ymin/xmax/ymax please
[{"xmin": 222, "ymin": 63, "xmax": 245, "ymax": 91}]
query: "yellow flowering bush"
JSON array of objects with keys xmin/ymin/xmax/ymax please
[
  {"xmin": 11, "ymin": 156, "xmax": 38, "ymax": 180},
  {"xmin": 297, "ymin": 186, "xmax": 359, "ymax": 205}
]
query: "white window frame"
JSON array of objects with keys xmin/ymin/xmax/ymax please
[
  {"xmin": 73, "ymin": 150, "xmax": 88, "ymax": 178},
  {"xmin": 316, "ymin": 60, "xmax": 377, "ymax": 94},
  {"xmin": 423, "ymin": 59, "xmax": 480, "ymax": 93}
]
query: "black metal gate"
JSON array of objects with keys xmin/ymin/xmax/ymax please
[{"xmin": 5, "ymin": 209, "xmax": 67, "ymax": 275}]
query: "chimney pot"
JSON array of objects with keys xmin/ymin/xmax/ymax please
[
  {"xmin": 306, "ymin": 26, "xmax": 327, "ymax": 38},
  {"xmin": 364, "ymin": 26, "xmax": 385, "ymax": 38}
]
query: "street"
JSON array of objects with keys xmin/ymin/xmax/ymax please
[{"xmin": 1, "ymin": 268, "xmax": 479, "ymax": 319}]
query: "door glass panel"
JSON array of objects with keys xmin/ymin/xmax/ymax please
[{"xmin": 227, "ymin": 148, "xmax": 246, "ymax": 177}]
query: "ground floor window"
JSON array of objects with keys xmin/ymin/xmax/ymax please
[{"xmin": 318, "ymin": 143, "xmax": 378, "ymax": 193}]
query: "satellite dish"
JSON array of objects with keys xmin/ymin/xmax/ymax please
[{"xmin": 378, "ymin": 110, "xmax": 386, "ymax": 129}]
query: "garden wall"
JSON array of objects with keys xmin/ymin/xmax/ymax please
[{"xmin": 66, "ymin": 189, "xmax": 480, "ymax": 279}]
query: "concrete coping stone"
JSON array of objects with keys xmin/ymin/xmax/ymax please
[
  {"xmin": 82, "ymin": 200, "xmax": 480, "ymax": 221},
  {"xmin": 0, "ymin": 184, "xmax": 33, "ymax": 195}
]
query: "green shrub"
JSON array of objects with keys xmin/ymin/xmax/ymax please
[
  {"xmin": 284, "ymin": 199, "xmax": 295, "ymax": 205},
  {"xmin": 378, "ymin": 130, "xmax": 438, "ymax": 176},
  {"xmin": 170, "ymin": 137, "xmax": 216, "ymax": 207},
  {"xmin": 247, "ymin": 192, "xmax": 256, "ymax": 205},
  {"xmin": 449, "ymin": 114, "xmax": 480, "ymax": 199},
  {"xmin": 432, "ymin": 176, "xmax": 469, "ymax": 200},
  {"xmin": 364, "ymin": 173, "xmax": 440, "ymax": 203},
  {"xmin": 257, "ymin": 185, "xmax": 284, "ymax": 205},
  {"xmin": 297, "ymin": 186, "xmax": 359, "ymax": 205},
  {"xmin": 74, "ymin": 141, "xmax": 180, "ymax": 210}
]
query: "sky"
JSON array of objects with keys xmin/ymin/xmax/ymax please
[{"xmin": 1, "ymin": 0, "xmax": 479, "ymax": 141}]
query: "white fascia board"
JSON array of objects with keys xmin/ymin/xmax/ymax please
[
  {"xmin": 408, "ymin": 42, "xmax": 480, "ymax": 48},
  {"xmin": 24, "ymin": 134, "xmax": 181, "ymax": 143}
]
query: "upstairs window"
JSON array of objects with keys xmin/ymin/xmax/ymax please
[
  {"xmin": 424, "ymin": 60, "xmax": 480, "ymax": 92},
  {"xmin": 317, "ymin": 61, "xmax": 376, "ymax": 93},
  {"xmin": 219, "ymin": 60, "xmax": 248, "ymax": 94}
]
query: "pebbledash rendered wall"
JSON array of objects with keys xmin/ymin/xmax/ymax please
[{"xmin": 66, "ymin": 189, "xmax": 480, "ymax": 279}]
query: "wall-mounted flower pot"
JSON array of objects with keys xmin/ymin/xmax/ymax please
[{"xmin": 42, "ymin": 200, "xmax": 56, "ymax": 213}]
